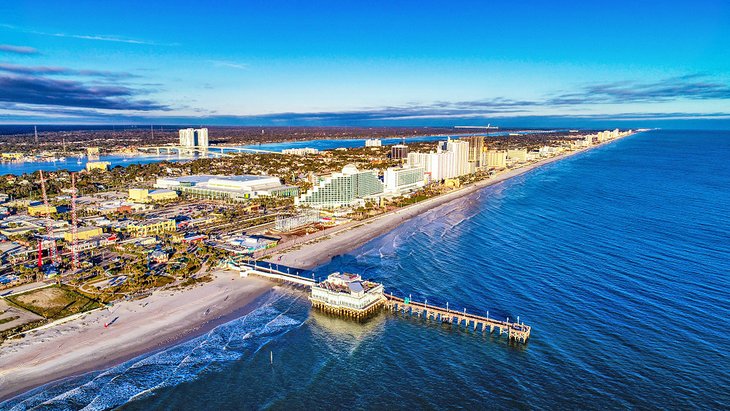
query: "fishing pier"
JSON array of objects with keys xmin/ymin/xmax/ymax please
[
  {"xmin": 227, "ymin": 259, "xmax": 530, "ymax": 344},
  {"xmin": 385, "ymin": 295, "xmax": 530, "ymax": 343}
]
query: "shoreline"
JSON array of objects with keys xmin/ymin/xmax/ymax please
[
  {"xmin": 0, "ymin": 272, "xmax": 274, "ymax": 402},
  {"xmin": 0, "ymin": 132, "xmax": 635, "ymax": 402},
  {"xmin": 271, "ymin": 133, "xmax": 635, "ymax": 270}
]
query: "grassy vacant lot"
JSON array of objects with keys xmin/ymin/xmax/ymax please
[{"xmin": 6, "ymin": 285, "xmax": 101, "ymax": 320}]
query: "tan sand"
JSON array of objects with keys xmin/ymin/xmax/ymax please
[{"xmin": 0, "ymin": 271, "xmax": 273, "ymax": 401}]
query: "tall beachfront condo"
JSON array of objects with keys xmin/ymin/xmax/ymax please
[
  {"xmin": 407, "ymin": 138, "xmax": 471, "ymax": 182},
  {"xmin": 461, "ymin": 135, "xmax": 485, "ymax": 169},
  {"xmin": 446, "ymin": 139, "xmax": 470, "ymax": 176},
  {"xmin": 295, "ymin": 165, "xmax": 384, "ymax": 209}
]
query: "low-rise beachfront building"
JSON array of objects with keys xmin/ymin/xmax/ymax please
[
  {"xmin": 126, "ymin": 218, "xmax": 176, "ymax": 237},
  {"xmin": 506, "ymin": 149, "xmax": 528, "ymax": 163},
  {"xmin": 27, "ymin": 204, "xmax": 57, "ymax": 216},
  {"xmin": 310, "ymin": 272, "xmax": 385, "ymax": 318},
  {"xmin": 365, "ymin": 138, "xmax": 382, "ymax": 147},
  {"xmin": 275, "ymin": 210, "xmax": 321, "ymax": 232},
  {"xmin": 538, "ymin": 146, "xmax": 560, "ymax": 157},
  {"xmin": 128, "ymin": 188, "xmax": 179, "ymax": 203},
  {"xmin": 0, "ymin": 241, "xmax": 24, "ymax": 263},
  {"xmin": 383, "ymin": 166, "xmax": 425, "ymax": 195},
  {"xmin": 155, "ymin": 175, "xmax": 298, "ymax": 202},
  {"xmin": 85, "ymin": 161, "xmax": 111, "ymax": 172},
  {"xmin": 1, "ymin": 153, "xmax": 23, "ymax": 160},
  {"xmin": 150, "ymin": 249, "xmax": 170, "ymax": 263},
  {"xmin": 295, "ymin": 165, "xmax": 384, "ymax": 209},
  {"xmin": 226, "ymin": 234, "xmax": 279, "ymax": 253},
  {"xmin": 63, "ymin": 226, "xmax": 103, "ymax": 242},
  {"xmin": 485, "ymin": 150, "xmax": 507, "ymax": 168}
]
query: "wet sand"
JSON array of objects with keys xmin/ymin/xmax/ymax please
[{"xmin": 0, "ymin": 272, "xmax": 273, "ymax": 401}]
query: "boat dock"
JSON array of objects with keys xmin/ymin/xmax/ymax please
[{"xmin": 227, "ymin": 259, "xmax": 530, "ymax": 343}]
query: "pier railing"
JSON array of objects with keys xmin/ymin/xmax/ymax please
[
  {"xmin": 229, "ymin": 258, "xmax": 315, "ymax": 286},
  {"xmin": 384, "ymin": 294, "xmax": 531, "ymax": 343}
]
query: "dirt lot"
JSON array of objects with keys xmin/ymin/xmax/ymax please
[{"xmin": 6, "ymin": 286, "xmax": 101, "ymax": 320}]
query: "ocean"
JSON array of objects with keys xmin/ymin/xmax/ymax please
[{"xmin": 3, "ymin": 129, "xmax": 729, "ymax": 410}]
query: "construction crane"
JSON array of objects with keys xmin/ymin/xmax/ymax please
[
  {"xmin": 39, "ymin": 170, "xmax": 60, "ymax": 265},
  {"xmin": 70, "ymin": 173, "xmax": 79, "ymax": 270}
]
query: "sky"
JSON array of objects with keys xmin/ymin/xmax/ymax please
[{"xmin": 1, "ymin": 0, "xmax": 730, "ymax": 128}]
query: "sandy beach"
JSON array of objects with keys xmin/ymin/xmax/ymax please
[
  {"xmin": 271, "ymin": 135, "xmax": 632, "ymax": 269},
  {"xmin": 0, "ymin": 272, "xmax": 273, "ymax": 401}
]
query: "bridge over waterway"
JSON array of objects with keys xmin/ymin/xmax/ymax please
[{"xmin": 138, "ymin": 145, "xmax": 277, "ymax": 157}]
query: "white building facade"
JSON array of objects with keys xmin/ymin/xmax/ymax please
[
  {"xmin": 178, "ymin": 128, "xmax": 209, "ymax": 149},
  {"xmin": 384, "ymin": 166, "xmax": 425, "ymax": 195},
  {"xmin": 295, "ymin": 165, "xmax": 384, "ymax": 209}
]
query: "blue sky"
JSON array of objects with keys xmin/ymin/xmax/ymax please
[{"xmin": 1, "ymin": 0, "xmax": 729, "ymax": 128}]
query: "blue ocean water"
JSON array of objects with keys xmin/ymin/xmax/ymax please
[{"xmin": 3, "ymin": 130, "xmax": 729, "ymax": 410}]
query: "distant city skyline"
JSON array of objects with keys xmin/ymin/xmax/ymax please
[{"xmin": 1, "ymin": 1, "xmax": 729, "ymax": 128}]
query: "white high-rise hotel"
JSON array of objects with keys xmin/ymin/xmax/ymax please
[
  {"xmin": 178, "ymin": 128, "xmax": 209, "ymax": 149},
  {"xmin": 407, "ymin": 138, "xmax": 471, "ymax": 182}
]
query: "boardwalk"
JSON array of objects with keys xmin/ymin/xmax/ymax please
[{"xmin": 228, "ymin": 259, "xmax": 315, "ymax": 286}]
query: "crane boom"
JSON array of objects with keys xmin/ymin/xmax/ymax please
[
  {"xmin": 39, "ymin": 170, "xmax": 59, "ymax": 265},
  {"xmin": 71, "ymin": 173, "xmax": 79, "ymax": 269}
]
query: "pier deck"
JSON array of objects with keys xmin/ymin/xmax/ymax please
[
  {"xmin": 384, "ymin": 295, "xmax": 530, "ymax": 343},
  {"xmin": 227, "ymin": 260, "xmax": 530, "ymax": 343}
]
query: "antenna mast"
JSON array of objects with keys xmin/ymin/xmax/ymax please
[
  {"xmin": 39, "ymin": 171, "xmax": 59, "ymax": 265},
  {"xmin": 70, "ymin": 173, "xmax": 79, "ymax": 270}
]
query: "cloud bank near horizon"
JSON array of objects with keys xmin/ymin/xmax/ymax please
[{"xmin": 1, "ymin": 57, "xmax": 729, "ymax": 126}]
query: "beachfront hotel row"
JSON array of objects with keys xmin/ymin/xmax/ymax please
[{"xmin": 295, "ymin": 129, "xmax": 630, "ymax": 210}]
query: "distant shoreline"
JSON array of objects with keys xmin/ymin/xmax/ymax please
[{"xmin": 270, "ymin": 132, "xmax": 637, "ymax": 270}]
